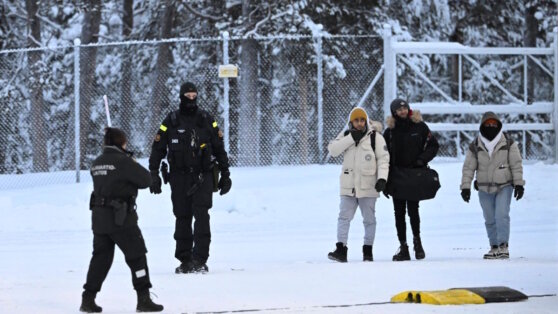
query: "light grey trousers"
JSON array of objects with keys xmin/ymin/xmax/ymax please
[{"xmin": 337, "ymin": 196, "xmax": 377, "ymax": 246}]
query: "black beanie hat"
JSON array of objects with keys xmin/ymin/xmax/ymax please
[
  {"xmin": 180, "ymin": 82, "xmax": 197, "ymax": 97},
  {"xmin": 104, "ymin": 127, "xmax": 127, "ymax": 148},
  {"xmin": 390, "ymin": 98, "xmax": 410, "ymax": 116}
]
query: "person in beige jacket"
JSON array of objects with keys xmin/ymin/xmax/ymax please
[
  {"xmin": 327, "ymin": 107, "xmax": 390, "ymax": 262},
  {"xmin": 461, "ymin": 111, "xmax": 525, "ymax": 260}
]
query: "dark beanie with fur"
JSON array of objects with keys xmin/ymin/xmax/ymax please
[
  {"xmin": 104, "ymin": 127, "xmax": 127, "ymax": 149},
  {"xmin": 390, "ymin": 98, "xmax": 410, "ymax": 116}
]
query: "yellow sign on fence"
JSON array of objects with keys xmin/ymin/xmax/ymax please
[{"xmin": 218, "ymin": 64, "xmax": 238, "ymax": 78}]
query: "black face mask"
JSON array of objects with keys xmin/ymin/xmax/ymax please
[
  {"xmin": 179, "ymin": 95, "xmax": 197, "ymax": 115},
  {"xmin": 481, "ymin": 125, "xmax": 500, "ymax": 141},
  {"xmin": 179, "ymin": 82, "xmax": 198, "ymax": 115}
]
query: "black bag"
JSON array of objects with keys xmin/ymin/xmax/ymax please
[{"xmin": 386, "ymin": 167, "xmax": 441, "ymax": 201}]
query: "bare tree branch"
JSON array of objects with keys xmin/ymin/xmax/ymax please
[
  {"xmin": 35, "ymin": 13, "xmax": 64, "ymax": 33},
  {"xmin": 245, "ymin": 5, "xmax": 291, "ymax": 38},
  {"xmin": 244, "ymin": 5, "xmax": 270, "ymax": 37},
  {"xmin": 183, "ymin": 1, "xmax": 224, "ymax": 21}
]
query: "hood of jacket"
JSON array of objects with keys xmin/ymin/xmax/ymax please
[{"xmin": 386, "ymin": 109, "xmax": 423, "ymax": 129}]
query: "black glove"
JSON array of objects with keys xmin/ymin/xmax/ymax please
[
  {"xmin": 461, "ymin": 189, "xmax": 470, "ymax": 203},
  {"xmin": 382, "ymin": 190, "xmax": 390, "ymax": 199},
  {"xmin": 375, "ymin": 179, "xmax": 386, "ymax": 192},
  {"xmin": 218, "ymin": 172, "xmax": 232, "ymax": 195},
  {"xmin": 350, "ymin": 129, "xmax": 365, "ymax": 144},
  {"xmin": 473, "ymin": 180, "xmax": 479, "ymax": 191},
  {"xmin": 413, "ymin": 159, "xmax": 425, "ymax": 168},
  {"xmin": 150, "ymin": 172, "xmax": 162, "ymax": 194},
  {"xmin": 514, "ymin": 185, "xmax": 524, "ymax": 201}
]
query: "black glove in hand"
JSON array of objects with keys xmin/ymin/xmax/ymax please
[
  {"xmin": 150, "ymin": 172, "xmax": 162, "ymax": 194},
  {"xmin": 350, "ymin": 129, "xmax": 365, "ymax": 145},
  {"xmin": 375, "ymin": 179, "xmax": 386, "ymax": 192},
  {"xmin": 382, "ymin": 190, "xmax": 390, "ymax": 199},
  {"xmin": 473, "ymin": 180, "xmax": 479, "ymax": 191},
  {"xmin": 514, "ymin": 185, "xmax": 524, "ymax": 201},
  {"xmin": 461, "ymin": 189, "xmax": 470, "ymax": 203},
  {"xmin": 218, "ymin": 173, "xmax": 232, "ymax": 195}
]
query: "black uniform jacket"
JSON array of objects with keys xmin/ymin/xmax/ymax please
[
  {"xmin": 148, "ymin": 109, "xmax": 230, "ymax": 175},
  {"xmin": 90, "ymin": 146, "xmax": 152, "ymax": 234}
]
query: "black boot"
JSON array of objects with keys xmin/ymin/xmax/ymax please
[
  {"xmin": 328, "ymin": 242, "xmax": 348, "ymax": 263},
  {"xmin": 363, "ymin": 245, "xmax": 373, "ymax": 262},
  {"xmin": 79, "ymin": 290, "xmax": 102, "ymax": 313},
  {"xmin": 392, "ymin": 243, "xmax": 411, "ymax": 261},
  {"xmin": 413, "ymin": 236, "xmax": 425, "ymax": 260},
  {"xmin": 189, "ymin": 259, "xmax": 209, "ymax": 273},
  {"xmin": 175, "ymin": 260, "xmax": 190, "ymax": 274},
  {"xmin": 136, "ymin": 290, "xmax": 164, "ymax": 312},
  {"xmin": 176, "ymin": 259, "xmax": 209, "ymax": 274}
]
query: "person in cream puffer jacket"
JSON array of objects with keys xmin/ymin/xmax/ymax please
[
  {"xmin": 461, "ymin": 111, "xmax": 525, "ymax": 260},
  {"xmin": 326, "ymin": 107, "xmax": 390, "ymax": 262}
]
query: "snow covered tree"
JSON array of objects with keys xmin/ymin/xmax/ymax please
[
  {"xmin": 79, "ymin": 0, "xmax": 102, "ymax": 169},
  {"xmin": 25, "ymin": 0, "xmax": 48, "ymax": 172}
]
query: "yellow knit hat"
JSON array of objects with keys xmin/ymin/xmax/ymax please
[{"xmin": 349, "ymin": 107, "xmax": 368, "ymax": 122}]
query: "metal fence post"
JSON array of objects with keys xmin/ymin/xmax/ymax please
[
  {"xmin": 383, "ymin": 24, "xmax": 395, "ymax": 122},
  {"xmin": 316, "ymin": 35, "xmax": 324, "ymax": 161},
  {"xmin": 554, "ymin": 27, "xmax": 558, "ymax": 163},
  {"xmin": 222, "ymin": 31, "xmax": 230, "ymax": 154},
  {"xmin": 73, "ymin": 38, "xmax": 81, "ymax": 183}
]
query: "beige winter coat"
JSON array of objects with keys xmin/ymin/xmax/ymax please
[
  {"xmin": 461, "ymin": 134, "xmax": 525, "ymax": 194},
  {"xmin": 328, "ymin": 119, "xmax": 390, "ymax": 198}
]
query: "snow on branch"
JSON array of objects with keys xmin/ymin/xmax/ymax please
[{"xmin": 244, "ymin": 6, "xmax": 293, "ymax": 38}]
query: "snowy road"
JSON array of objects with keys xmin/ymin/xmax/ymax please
[{"xmin": 0, "ymin": 162, "xmax": 557, "ymax": 313}]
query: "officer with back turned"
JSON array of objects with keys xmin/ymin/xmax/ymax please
[
  {"xmin": 81, "ymin": 127, "xmax": 163, "ymax": 313},
  {"xmin": 149, "ymin": 82, "xmax": 232, "ymax": 274}
]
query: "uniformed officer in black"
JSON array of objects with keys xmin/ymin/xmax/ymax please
[
  {"xmin": 80, "ymin": 127, "xmax": 163, "ymax": 313},
  {"xmin": 149, "ymin": 82, "xmax": 232, "ymax": 274}
]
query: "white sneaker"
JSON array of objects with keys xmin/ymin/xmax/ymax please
[
  {"xmin": 483, "ymin": 245, "xmax": 499, "ymax": 259},
  {"xmin": 497, "ymin": 243, "xmax": 509, "ymax": 259}
]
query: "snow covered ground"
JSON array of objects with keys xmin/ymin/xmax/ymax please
[{"xmin": 0, "ymin": 162, "xmax": 557, "ymax": 313}]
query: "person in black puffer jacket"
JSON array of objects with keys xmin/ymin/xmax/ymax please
[{"xmin": 383, "ymin": 99, "xmax": 439, "ymax": 262}]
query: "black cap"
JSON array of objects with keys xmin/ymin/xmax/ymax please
[{"xmin": 390, "ymin": 98, "xmax": 410, "ymax": 116}]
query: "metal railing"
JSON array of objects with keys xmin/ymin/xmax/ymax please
[{"xmin": 384, "ymin": 25, "xmax": 558, "ymax": 161}]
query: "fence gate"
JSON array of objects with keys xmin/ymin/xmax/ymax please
[{"xmin": 382, "ymin": 25, "xmax": 558, "ymax": 161}]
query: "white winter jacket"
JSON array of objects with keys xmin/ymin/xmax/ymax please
[{"xmin": 328, "ymin": 117, "xmax": 390, "ymax": 198}]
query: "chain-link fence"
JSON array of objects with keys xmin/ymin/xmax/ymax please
[
  {"xmin": 1, "ymin": 34, "xmax": 556, "ymax": 189},
  {"xmin": 0, "ymin": 35, "xmax": 385, "ymax": 189}
]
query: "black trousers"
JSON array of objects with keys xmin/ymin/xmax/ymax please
[
  {"xmin": 83, "ymin": 225, "xmax": 151, "ymax": 293},
  {"xmin": 170, "ymin": 172, "xmax": 213, "ymax": 263},
  {"xmin": 393, "ymin": 198, "xmax": 421, "ymax": 245}
]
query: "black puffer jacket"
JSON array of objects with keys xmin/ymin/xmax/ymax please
[
  {"xmin": 383, "ymin": 110, "xmax": 439, "ymax": 168},
  {"xmin": 90, "ymin": 146, "xmax": 152, "ymax": 234}
]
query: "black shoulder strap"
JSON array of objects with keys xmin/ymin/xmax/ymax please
[
  {"xmin": 504, "ymin": 133, "xmax": 514, "ymax": 164},
  {"xmin": 170, "ymin": 110, "xmax": 179, "ymax": 127},
  {"xmin": 468, "ymin": 137, "xmax": 479, "ymax": 159},
  {"xmin": 370, "ymin": 130, "xmax": 376, "ymax": 151},
  {"xmin": 197, "ymin": 110, "xmax": 213, "ymax": 128}
]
